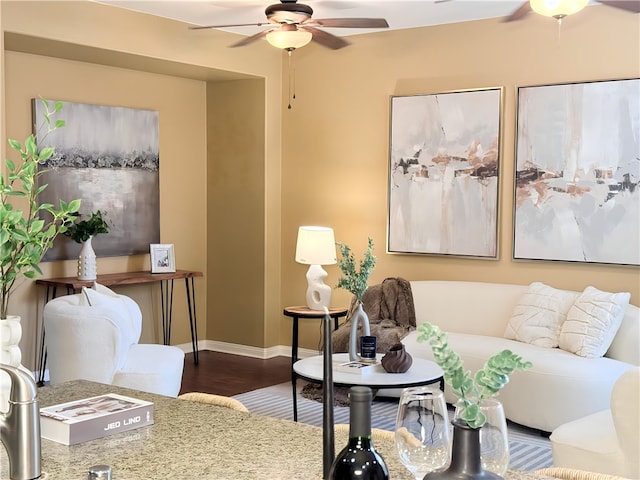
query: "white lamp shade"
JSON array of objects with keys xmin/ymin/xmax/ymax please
[
  {"xmin": 266, "ymin": 29, "xmax": 313, "ymax": 50},
  {"xmin": 530, "ymin": 0, "xmax": 588, "ymax": 17},
  {"xmin": 295, "ymin": 226, "xmax": 337, "ymax": 265}
]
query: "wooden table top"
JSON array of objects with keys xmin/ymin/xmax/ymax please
[{"xmin": 35, "ymin": 270, "xmax": 203, "ymax": 289}]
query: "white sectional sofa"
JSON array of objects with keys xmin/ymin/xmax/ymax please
[{"xmin": 400, "ymin": 281, "xmax": 639, "ymax": 433}]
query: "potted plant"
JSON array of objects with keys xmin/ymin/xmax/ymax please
[
  {"xmin": 336, "ymin": 237, "xmax": 376, "ymax": 361},
  {"xmin": 0, "ymin": 99, "xmax": 81, "ymax": 319},
  {"xmin": 63, "ymin": 210, "xmax": 110, "ymax": 281},
  {"xmin": 64, "ymin": 210, "xmax": 109, "ymax": 243},
  {"xmin": 417, "ymin": 322, "xmax": 532, "ymax": 479},
  {"xmin": 0, "ymin": 99, "xmax": 80, "ymax": 408}
]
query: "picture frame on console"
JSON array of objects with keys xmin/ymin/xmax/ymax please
[
  {"xmin": 150, "ymin": 244, "xmax": 176, "ymax": 273},
  {"xmin": 513, "ymin": 78, "xmax": 640, "ymax": 266},
  {"xmin": 387, "ymin": 87, "xmax": 503, "ymax": 258}
]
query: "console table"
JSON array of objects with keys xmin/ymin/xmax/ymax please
[{"xmin": 35, "ymin": 270, "xmax": 203, "ymax": 384}]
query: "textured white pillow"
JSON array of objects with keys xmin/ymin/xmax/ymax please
[
  {"xmin": 505, "ymin": 282, "xmax": 579, "ymax": 348},
  {"xmin": 559, "ymin": 286, "xmax": 631, "ymax": 358}
]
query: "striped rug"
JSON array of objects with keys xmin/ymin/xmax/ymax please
[{"xmin": 234, "ymin": 382, "xmax": 553, "ymax": 472}]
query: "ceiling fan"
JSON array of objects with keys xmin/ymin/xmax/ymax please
[
  {"xmin": 504, "ymin": 0, "xmax": 640, "ymax": 22},
  {"xmin": 189, "ymin": 0, "xmax": 389, "ymax": 50}
]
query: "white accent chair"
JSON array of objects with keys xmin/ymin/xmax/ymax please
[
  {"xmin": 43, "ymin": 285, "xmax": 185, "ymax": 397},
  {"xmin": 550, "ymin": 367, "xmax": 640, "ymax": 479}
]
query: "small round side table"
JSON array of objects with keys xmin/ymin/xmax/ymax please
[{"xmin": 283, "ymin": 306, "xmax": 348, "ymax": 422}]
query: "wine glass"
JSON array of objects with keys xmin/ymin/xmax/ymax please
[
  {"xmin": 454, "ymin": 398, "xmax": 509, "ymax": 476},
  {"xmin": 478, "ymin": 399, "xmax": 509, "ymax": 476},
  {"xmin": 395, "ymin": 386, "xmax": 451, "ymax": 480}
]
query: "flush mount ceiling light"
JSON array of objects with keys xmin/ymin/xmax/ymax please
[
  {"xmin": 266, "ymin": 24, "xmax": 312, "ymax": 51},
  {"xmin": 529, "ymin": 0, "xmax": 589, "ymax": 20},
  {"xmin": 503, "ymin": 0, "xmax": 639, "ymax": 23}
]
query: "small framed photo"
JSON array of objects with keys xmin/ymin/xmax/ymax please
[{"xmin": 150, "ymin": 244, "xmax": 176, "ymax": 273}]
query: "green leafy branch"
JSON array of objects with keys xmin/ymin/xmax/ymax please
[
  {"xmin": 335, "ymin": 237, "xmax": 376, "ymax": 302},
  {"xmin": 0, "ymin": 99, "xmax": 81, "ymax": 318},
  {"xmin": 417, "ymin": 322, "xmax": 532, "ymax": 428}
]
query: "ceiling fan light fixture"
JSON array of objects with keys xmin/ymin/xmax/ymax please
[
  {"xmin": 266, "ymin": 29, "xmax": 313, "ymax": 50},
  {"xmin": 530, "ymin": 0, "xmax": 588, "ymax": 18}
]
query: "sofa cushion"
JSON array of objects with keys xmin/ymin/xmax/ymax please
[
  {"xmin": 559, "ymin": 286, "xmax": 630, "ymax": 358},
  {"xmin": 550, "ymin": 410, "xmax": 626, "ymax": 476},
  {"xmin": 114, "ymin": 344, "xmax": 185, "ymax": 397},
  {"xmin": 504, "ymin": 282, "xmax": 578, "ymax": 348}
]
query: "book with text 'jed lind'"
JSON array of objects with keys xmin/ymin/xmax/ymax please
[
  {"xmin": 334, "ymin": 360, "xmax": 380, "ymax": 375},
  {"xmin": 40, "ymin": 393, "xmax": 154, "ymax": 445}
]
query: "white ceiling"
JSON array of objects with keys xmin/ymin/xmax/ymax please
[{"xmin": 95, "ymin": 0, "xmax": 531, "ymax": 38}]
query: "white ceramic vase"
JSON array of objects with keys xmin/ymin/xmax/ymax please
[
  {"xmin": 78, "ymin": 236, "xmax": 97, "ymax": 281},
  {"xmin": 348, "ymin": 301, "xmax": 371, "ymax": 362},
  {"xmin": 0, "ymin": 315, "xmax": 33, "ymax": 412}
]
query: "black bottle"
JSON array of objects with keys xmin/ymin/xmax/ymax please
[{"xmin": 328, "ymin": 386, "xmax": 389, "ymax": 480}]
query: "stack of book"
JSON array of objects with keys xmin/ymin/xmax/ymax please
[
  {"xmin": 335, "ymin": 360, "xmax": 380, "ymax": 375},
  {"xmin": 40, "ymin": 393, "xmax": 154, "ymax": 445}
]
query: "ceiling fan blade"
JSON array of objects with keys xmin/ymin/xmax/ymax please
[
  {"xmin": 596, "ymin": 0, "xmax": 640, "ymax": 12},
  {"xmin": 302, "ymin": 26, "xmax": 349, "ymax": 50},
  {"xmin": 309, "ymin": 18, "xmax": 389, "ymax": 28},
  {"xmin": 229, "ymin": 29, "xmax": 271, "ymax": 48},
  {"xmin": 190, "ymin": 22, "xmax": 271, "ymax": 30},
  {"xmin": 503, "ymin": 1, "xmax": 532, "ymax": 22}
]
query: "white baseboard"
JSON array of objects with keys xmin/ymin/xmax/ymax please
[{"xmin": 175, "ymin": 339, "xmax": 319, "ymax": 360}]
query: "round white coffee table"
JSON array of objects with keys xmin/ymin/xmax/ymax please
[{"xmin": 292, "ymin": 353, "xmax": 444, "ymax": 421}]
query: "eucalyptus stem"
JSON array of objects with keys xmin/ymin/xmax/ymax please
[
  {"xmin": 417, "ymin": 322, "xmax": 532, "ymax": 428},
  {"xmin": 335, "ymin": 237, "xmax": 376, "ymax": 302}
]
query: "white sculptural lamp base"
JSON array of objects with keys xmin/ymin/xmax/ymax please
[{"xmin": 305, "ymin": 264, "xmax": 331, "ymax": 311}]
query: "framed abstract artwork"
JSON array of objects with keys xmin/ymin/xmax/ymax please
[
  {"xmin": 388, "ymin": 87, "xmax": 503, "ymax": 258},
  {"xmin": 34, "ymin": 99, "xmax": 160, "ymax": 261},
  {"xmin": 513, "ymin": 78, "xmax": 639, "ymax": 265}
]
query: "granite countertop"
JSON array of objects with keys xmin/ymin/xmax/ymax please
[{"xmin": 0, "ymin": 380, "xmax": 554, "ymax": 480}]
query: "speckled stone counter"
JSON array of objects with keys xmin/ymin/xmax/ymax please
[{"xmin": 1, "ymin": 380, "xmax": 554, "ymax": 480}]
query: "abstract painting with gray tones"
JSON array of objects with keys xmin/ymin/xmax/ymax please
[
  {"xmin": 388, "ymin": 88, "xmax": 502, "ymax": 257},
  {"xmin": 514, "ymin": 79, "xmax": 639, "ymax": 265},
  {"xmin": 35, "ymin": 100, "xmax": 160, "ymax": 261}
]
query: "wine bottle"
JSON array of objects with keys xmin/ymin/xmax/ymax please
[{"xmin": 328, "ymin": 386, "xmax": 389, "ymax": 480}]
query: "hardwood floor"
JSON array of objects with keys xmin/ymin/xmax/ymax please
[{"xmin": 179, "ymin": 350, "xmax": 291, "ymax": 397}]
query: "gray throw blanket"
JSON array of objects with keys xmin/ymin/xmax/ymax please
[{"xmin": 332, "ymin": 277, "xmax": 416, "ymax": 354}]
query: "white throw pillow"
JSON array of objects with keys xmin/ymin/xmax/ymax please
[
  {"xmin": 504, "ymin": 282, "xmax": 579, "ymax": 348},
  {"xmin": 559, "ymin": 286, "xmax": 631, "ymax": 358}
]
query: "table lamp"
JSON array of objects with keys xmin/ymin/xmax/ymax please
[{"xmin": 295, "ymin": 226, "xmax": 337, "ymax": 311}]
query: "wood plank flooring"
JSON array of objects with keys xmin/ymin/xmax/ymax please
[{"xmin": 179, "ymin": 351, "xmax": 291, "ymax": 397}]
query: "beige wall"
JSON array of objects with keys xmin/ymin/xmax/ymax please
[
  {"xmin": 281, "ymin": 7, "xmax": 640, "ymax": 349},
  {"xmin": 207, "ymin": 79, "xmax": 268, "ymax": 348}
]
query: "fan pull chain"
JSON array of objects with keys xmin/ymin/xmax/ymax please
[
  {"xmin": 287, "ymin": 48, "xmax": 297, "ymax": 110},
  {"xmin": 556, "ymin": 16, "xmax": 563, "ymax": 42}
]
